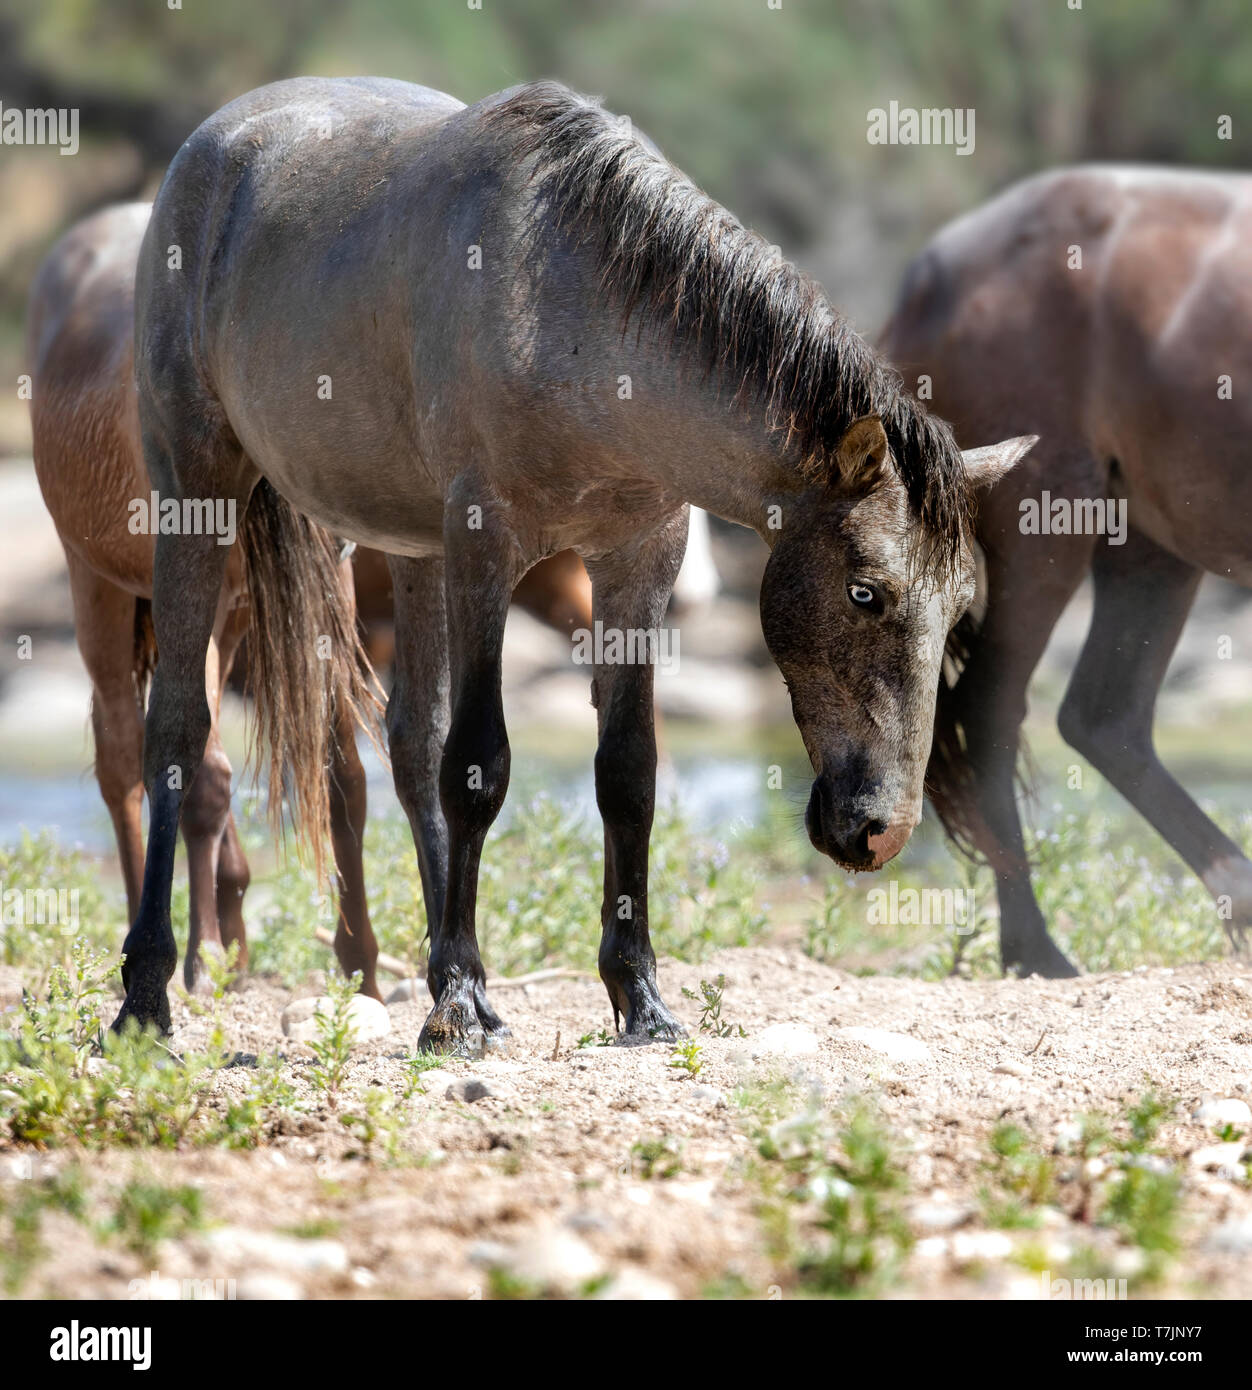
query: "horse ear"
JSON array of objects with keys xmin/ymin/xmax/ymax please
[
  {"xmin": 961, "ymin": 434, "xmax": 1038, "ymax": 492},
  {"xmin": 834, "ymin": 415, "xmax": 889, "ymax": 486}
]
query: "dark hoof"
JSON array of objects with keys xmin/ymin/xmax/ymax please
[
  {"xmin": 418, "ymin": 981, "xmax": 487, "ymax": 1058},
  {"xmin": 607, "ymin": 975, "xmax": 685, "ymax": 1044},
  {"xmin": 111, "ymin": 986, "xmax": 173, "ymax": 1038},
  {"xmin": 1003, "ymin": 935, "xmax": 1080, "ymax": 980}
]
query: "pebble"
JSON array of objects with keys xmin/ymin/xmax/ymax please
[
  {"xmin": 835, "ymin": 1026, "xmax": 933, "ymax": 1064},
  {"xmin": 446, "ymin": 1078, "xmax": 499, "ymax": 1103},
  {"xmin": 908, "ymin": 1200, "xmax": 969, "ymax": 1232},
  {"xmin": 1204, "ymin": 1215, "xmax": 1252, "ymax": 1255},
  {"xmin": 385, "ymin": 978, "xmax": 424, "ymax": 1004},
  {"xmin": 236, "ymin": 1274, "xmax": 303, "ymax": 1300},
  {"xmin": 1191, "ymin": 1097, "xmax": 1252, "ymax": 1130},
  {"xmin": 689, "ymin": 1084, "xmax": 726, "ymax": 1108},
  {"xmin": 280, "ymin": 993, "xmax": 391, "ymax": 1046},
  {"xmin": 412, "ymin": 1068, "xmax": 458, "ymax": 1095},
  {"xmin": 992, "ymin": 1060, "xmax": 1032, "ymax": 1078},
  {"xmin": 593, "ymin": 1268, "xmax": 679, "ymax": 1300},
  {"xmin": 494, "ymin": 1228, "xmax": 604, "ymax": 1293},
  {"xmin": 1187, "ymin": 1141, "xmax": 1248, "ymax": 1172},
  {"xmin": 950, "ymin": 1230, "xmax": 1014, "ymax": 1264},
  {"xmin": 203, "ymin": 1227, "xmax": 350, "ymax": 1275}
]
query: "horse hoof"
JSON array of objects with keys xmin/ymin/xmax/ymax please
[
  {"xmin": 418, "ymin": 986, "xmax": 488, "ymax": 1058},
  {"xmin": 610, "ymin": 979, "xmax": 685, "ymax": 1044},
  {"xmin": 111, "ymin": 989, "xmax": 173, "ymax": 1038},
  {"xmin": 1003, "ymin": 939, "xmax": 1080, "ymax": 980}
]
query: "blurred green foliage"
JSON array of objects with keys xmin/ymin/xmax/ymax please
[{"xmin": 1, "ymin": 0, "xmax": 1249, "ymax": 426}]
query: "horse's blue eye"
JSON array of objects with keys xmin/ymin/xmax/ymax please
[{"xmin": 848, "ymin": 583, "xmax": 876, "ymax": 606}]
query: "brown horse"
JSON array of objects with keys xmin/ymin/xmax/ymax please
[
  {"xmin": 120, "ymin": 77, "xmax": 1030, "ymax": 1050},
  {"xmin": 882, "ymin": 165, "xmax": 1252, "ymax": 976},
  {"xmin": 26, "ymin": 200, "xmax": 604, "ymax": 999}
]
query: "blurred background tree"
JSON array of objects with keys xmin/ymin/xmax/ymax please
[{"xmin": 1, "ymin": 0, "xmax": 1248, "ymax": 452}]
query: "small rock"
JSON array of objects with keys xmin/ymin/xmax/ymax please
[
  {"xmin": 1052, "ymin": 1120, "xmax": 1083, "ymax": 1153},
  {"xmin": 1187, "ymin": 1141, "xmax": 1248, "ymax": 1172},
  {"xmin": 236, "ymin": 1274, "xmax": 303, "ymax": 1300},
  {"xmin": 835, "ymin": 1026, "xmax": 932, "ymax": 1064},
  {"xmin": 385, "ymin": 978, "xmax": 424, "ymax": 1004},
  {"xmin": 281, "ymin": 993, "xmax": 391, "ymax": 1046},
  {"xmin": 992, "ymin": 1060, "xmax": 1032, "ymax": 1079},
  {"xmin": 495, "ymin": 1228, "xmax": 604, "ymax": 1293},
  {"xmin": 593, "ymin": 1268, "xmax": 679, "ymax": 1300},
  {"xmin": 468, "ymin": 1240, "xmax": 510, "ymax": 1267},
  {"xmin": 447, "ymin": 1078, "xmax": 498, "ymax": 1103},
  {"xmin": 1204, "ymin": 1215, "xmax": 1252, "ymax": 1255},
  {"xmin": 950, "ymin": 1230, "xmax": 1014, "ymax": 1264},
  {"xmin": 1125, "ymin": 1153, "xmax": 1173, "ymax": 1176},
  {"xmin": 204, "ymin": 1227, "xmax": 349, "ymax": 1275},
  {"xmin": 351, "ymin": 1267, "xmax": 377, "ymax": 1288},
  {"xmin": 412, "ymin": 1068, "xmax": 457, "ymax": 1095},
  {"xmin": 751, "ymin": 1023, "xmax": 821, "ymax": 1057},
  {"xmin": 1192, "ymin": 1097, "xmax": 1252, "ymax": 1130},
  {"xmin": 908, "ymin": 1200, "xmax": 969, "ymax": 1232},
  {"xmin": 689, "ymin": 1085, "xmax": 726, "ymax": 1108}
]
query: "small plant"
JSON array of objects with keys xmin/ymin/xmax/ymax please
[
  {"xmin": 102, "ymin": 1179, "xmax": 205, "ymax": 1260},
  {"xmin": 340, "ymin": 1085, "xmax": 411, "ymax": 1164},
  {"xmin": 978, "ymin": 1122, "xmax": 1056, "ymax": 1229},
  {"xmin": 748, "ymin": 1096, "xmax": 913, "ymax": 1297},
  {"xmin": 668, "ymin": 1040, "xmax": 703, "ymax": 1077},
  {"xmin": 631, "ymin": 1135, "xmax": 684, "ymax": 1180},
  {"xmin": 577, "ymin": 1029, "xmax": 613, "ymax": 1049},
  {"xmin": 306, "ymin": 969, "xmax": 362, "ymax": 1109},
  {"xmin": 681, "ymin": 975, "xmax": 746, "ymax": 1037}
]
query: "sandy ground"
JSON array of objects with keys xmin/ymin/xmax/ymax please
[{"xmin": 4, "ymin": 946, "xmax": 1252, "ymax": 1301}]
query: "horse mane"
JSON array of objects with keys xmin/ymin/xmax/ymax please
[{"xmin": 486, "ymin": 81, "xmax": 971, "ymax": 574}]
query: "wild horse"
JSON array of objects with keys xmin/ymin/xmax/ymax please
[
  {"xmin": 122, "ymin": 77, "xmax": 1031, "ymax": 1052},
  {"xmin": 882, "ymin": 166, "xmax": 1252, "ymax": 976},
  {"xmin": 28, "ymin": 199, "xmax": 620, "ymax": 999}
]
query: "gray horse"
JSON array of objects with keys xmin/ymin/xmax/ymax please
[{"xmin": 120, "ymin": 77, "xmax": 1032, "ymax": 1053}]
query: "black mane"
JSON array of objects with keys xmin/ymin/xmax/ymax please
[{"xmin": 487, "ymin": 81, "xmax": 971, "ymax": 573}]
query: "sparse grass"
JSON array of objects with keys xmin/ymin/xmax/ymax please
[
  {"xmin": 667, "ymin": 1039, "xmax": 703, "ymax": 1077},
  {"xmin": 681, "ymin": 974, "xmax": 746, "ymax": 1037},
  {"xmin": 746, "ymin": 1094, "xmax": 914, "ymax": 1298},
  {"xmin": 305, "ymin": 968, "xmax": 362, "ymax": 1109},
  {"xmin": 630, "ymin": 1135, "xmax": 684, "ymax": 1180},
  {"xmin": 0, "ymin": 937, "xmax": 291, "ymax": 1151},
  {"xmin": 800, "ymin": 802, "xmax": 1242, "ymax": 977},
  {"xmin": 103, "ymin": 1177, "xmax": 204, "ymax": 1259}
]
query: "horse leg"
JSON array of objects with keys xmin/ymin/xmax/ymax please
[
  {"xmin": 1057, "ymin": 527, "xmax": 1250, "ymax": 945},
  {"xmin": 215, "ymin": 813, "xmax": 250, "ymax": 972},
  {"xmin": 329, "ymin": 674, "xmax": 382, "ymax": 1000},
  {"xmin": 65, "ymin": 551, "xmax": 146, "ymax": 919},
  {"xmin": 113, "ymin": 444, "xmax": 252, "ymax": 1033},
  {"xmin": 385, "ymin": 555, "xmax": 451, "ymax": 990},
  {"xmin": 586, "ymin": 516, "xmax": 686, "ymax": 1041},
  {"xmin": 180, "ymin": 630, "xmax": 237, "ymax": 992},
  {"xmin": 955, "ymin": 524, "xmax": 1097, "ymax": 978},
  {"xmin": 211, "ymin": 605, "xmax": 251, "ymax": 973},
  {"xmin": 414, "ymin": 498, "xmax": 517, "ymax": 1055}
]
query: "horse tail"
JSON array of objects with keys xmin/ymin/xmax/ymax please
[{"xmin": 237, "ymin": 480, "xmax": 384, "ymax": 878}]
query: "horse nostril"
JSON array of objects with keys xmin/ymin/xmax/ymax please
[{"xmin": 855, "ymin": 820, "xmax": 883, "ymax": 862}]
